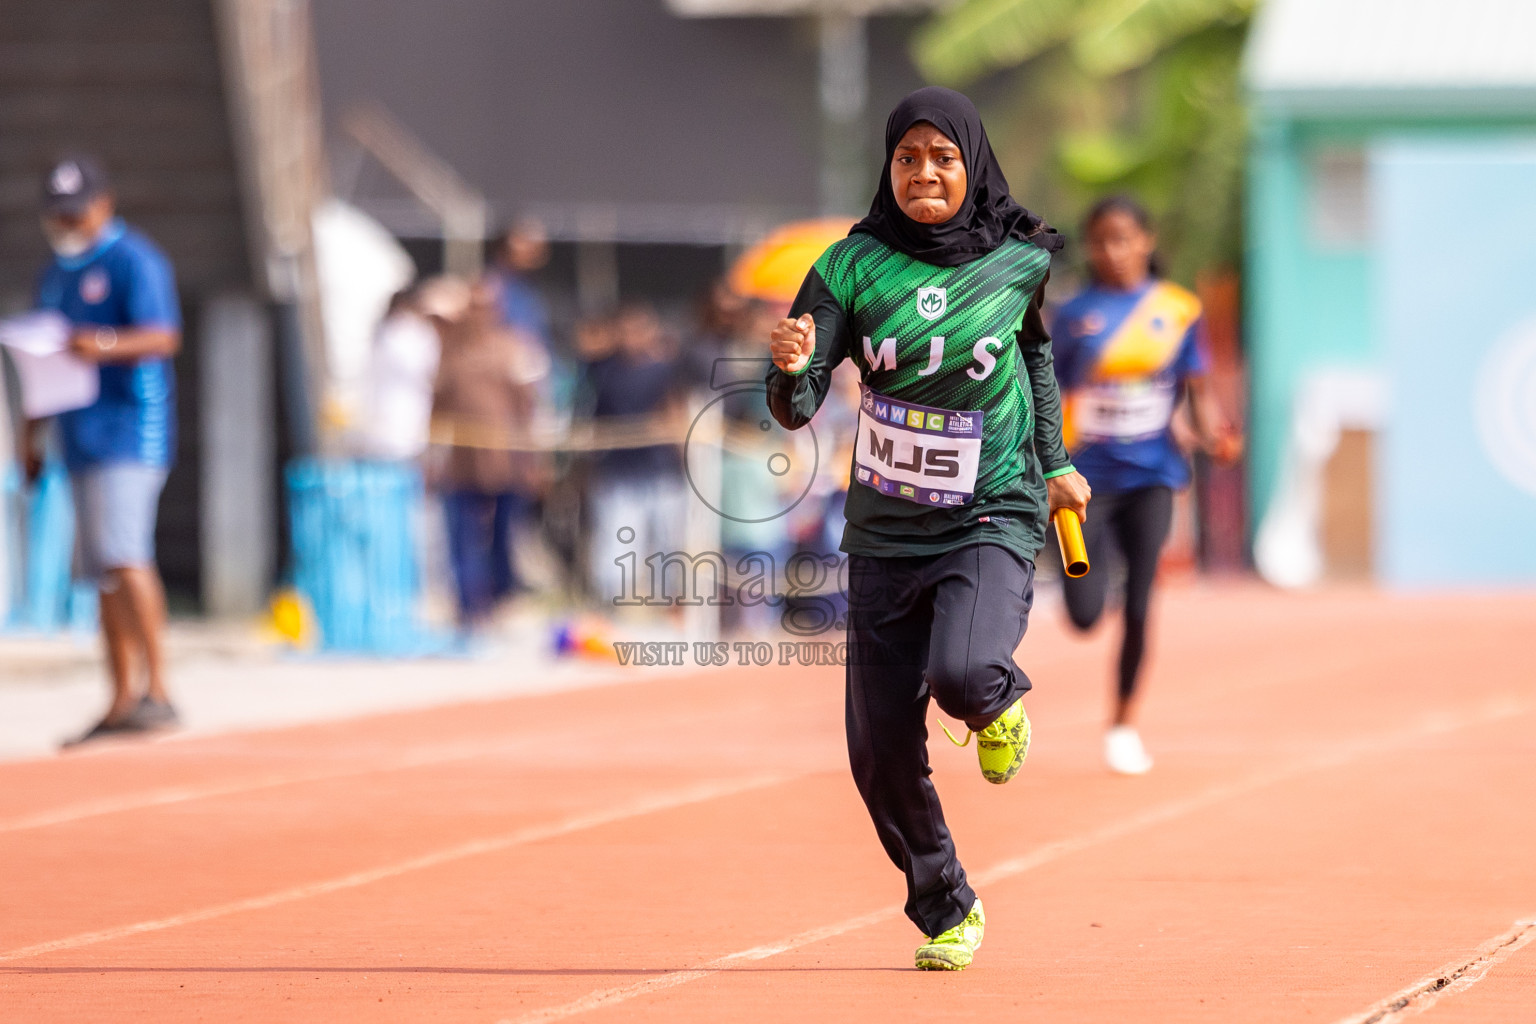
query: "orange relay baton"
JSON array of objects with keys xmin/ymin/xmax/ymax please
[{"xmin": 1053, "ymin": 507, "xmax": 1089, "ymax": 579}]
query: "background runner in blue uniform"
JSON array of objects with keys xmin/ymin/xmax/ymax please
[{"xmin": 1051, "ymin": 196, "xmax": 1241, "ymax": 775}]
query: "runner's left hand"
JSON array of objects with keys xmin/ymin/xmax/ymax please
[{"xmin": 1046, "ymin": 471, "xmax": 1092, "ymax": 523}]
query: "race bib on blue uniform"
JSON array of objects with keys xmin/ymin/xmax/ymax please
[
  {"xmin": 854, "ymin": 384, "xmax": 985, "ymax": 507},
  {"xmin": 1072, "ymin": 378, "xmax": 1178, "ymax": 443}
]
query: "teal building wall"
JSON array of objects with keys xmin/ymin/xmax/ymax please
[
  {"xmin": 1373, "ymin": 138, "xmax": 1536, "ymax": 585},
  {"xmin": 1244, "ymin": 108, "xmax": 1536, "ymax": 533}
]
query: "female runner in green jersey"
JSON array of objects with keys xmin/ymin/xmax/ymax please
[{"xmin": 766, "ymin": 87, "xmax": 1091, "ymax": 970}]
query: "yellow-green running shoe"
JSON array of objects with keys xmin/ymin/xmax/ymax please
[
  {"xmin": 976, "ymin": 696, "xmax": 1030, "ymax": 784},
  {"xmin": 915, "ymin": 899, "xmax": 985, "ymax": 971}
]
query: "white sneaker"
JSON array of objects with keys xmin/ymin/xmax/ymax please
[{"xmin": 1104, "ymin": 726, "xmax": 1153, "ymax": 775}]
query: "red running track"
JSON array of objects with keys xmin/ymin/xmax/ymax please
[{"xmin": 2, "ymin": 583, "xmax": 1534, "ymax": 1023}]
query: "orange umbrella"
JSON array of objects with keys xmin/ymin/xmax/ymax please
[{"xmin": 728, "ymin": 218, "xmax": 856, "ymax": 304}]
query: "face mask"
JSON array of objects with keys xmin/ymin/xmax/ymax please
[{"xmin": 42, "ymin": 221, "xmax": 95, "ymax": 258}]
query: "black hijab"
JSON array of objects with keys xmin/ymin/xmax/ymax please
[{"xmin": 851, "ymin": 86, "xmax": 1063, "ymax": 267}]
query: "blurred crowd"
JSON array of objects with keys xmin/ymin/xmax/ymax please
[{"xmin": 353, "ymin": 221, "xmax": 858, "ymax": 639}]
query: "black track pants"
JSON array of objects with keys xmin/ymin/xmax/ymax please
[
  {"xmin": 845, "ymin": 542, "xmax": 1035, "ymax": 938},
  {"xmin": 1061, "ymin": 486, "xmax": 1174, "ymax": 702}
]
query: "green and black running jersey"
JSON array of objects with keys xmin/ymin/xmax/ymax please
[{"xmin": 766, "ymin": 232, "xmax": 1075, "ymax": 562}]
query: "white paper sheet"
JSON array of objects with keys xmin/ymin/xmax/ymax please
[{"xmin": 0, "ymin": 312, "xmax": 100, "ymax": 419}]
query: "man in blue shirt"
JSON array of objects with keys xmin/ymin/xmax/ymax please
[{"xmin": 21, "ymin": 156, "xmax": 182, "ymax": 744}]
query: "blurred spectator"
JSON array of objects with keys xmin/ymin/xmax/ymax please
[
  {"xmin": 578, "ymin": 302, "xmax": 687, "ymax": 603},
  {"xmin": 718, "ymin": 301, "xmax": 793, "ymax": 634},
  {"xmin": 490, "ymin": 219, "xmax": 553, "ymax": 354},
  {"xmin": 353, "ymin": 282, "xmax": 440, "ymax": 462},
  {"xmin": 685, "ymin": 278, "xmax": 747, "ymax": 389},
  {"xmin": 19, "ymin": 156, "xmax": 181, "ymax": 743},
  {"xmin": 777, "ymin": 356, "xmax": 859, "ymax": 635},
  {"xmin": 489, "ymin": 219, "xmax": 560, "ymax": 590},
  {"xmin": 790, "ymin": 361, "xmax": 860, "ymax": 556},
  {"xmin": 572, "ymin": 313, "xmax": 617, "ymax": 363},
  {"xmin": 427, "ymin": 279, "xmax": 549, "ymax": 632}
]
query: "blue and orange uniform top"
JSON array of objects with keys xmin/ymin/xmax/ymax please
[{"xmin": 1050, "ymin": 279, "xmax": 1207, "ymax": 494}]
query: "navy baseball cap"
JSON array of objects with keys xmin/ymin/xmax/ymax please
[{"xmin": 41, "ymin": 155, "xmax": 110, "ymax": 217}]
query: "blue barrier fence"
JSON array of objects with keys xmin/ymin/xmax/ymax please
[
  {"xmin": 2, "ymin": 462, "xmax": 98, "ymax": 634},
  {"xmin": 286, "ymin": 459, "xmax": 438, "ymax": 655},
  {"xmin": 3, "ymin": 458, "xmax": 436, "ymax": 651}
]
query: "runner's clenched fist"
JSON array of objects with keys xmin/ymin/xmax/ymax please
[{"xmin": 769, "ymin": 314, "xmax": 814, "ymax": 374}]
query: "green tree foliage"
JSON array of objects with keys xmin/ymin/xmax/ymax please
[{"xmin": 914, "ymin": 0, "xmax": 1255, "ymax": 284}]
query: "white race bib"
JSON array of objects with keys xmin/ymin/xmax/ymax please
[
  {"xmin": 1073, "ymin": 380, "xmax": 1176, "ymax": 442},
  {"xmin": 853, "ymin": 385, "xmax": 984, "ymax": 507}
]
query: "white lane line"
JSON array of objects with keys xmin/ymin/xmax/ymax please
[
  {"xmin": 3, "ymin": 689, "xmax": 823, "ymax": 835},
  {"xmin": 496, "ymin": 698, "xmax": 1532, "ymax": 1024},
  {"xmin": 0, "ymin": 631, "xmax": 1320, "ymax": 837},
  {"xmin": 1330, "ymin": 918, "xmax": 1536, "ymax": 1024},
  {"xmin": 977, "ymin": 698, "xmax": 1529, "ymax": 885},
  {"xmin": 0, "ymin": 772, "xmax": 796, "ymax": 964},
  {"xmin": 0, "ymin": 739, "xmax": 534, "ymax": 835},
  {"xmin": 499, "ymin": 907, "xmax": 905, "ymax": 1024},
  {"xmin": 1, "ymin": 697, "xmax": 1101, "ymax": 836},
  {"xmin": 0, "ymin": 739, "xmax": 536, "ymax": 834}
]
